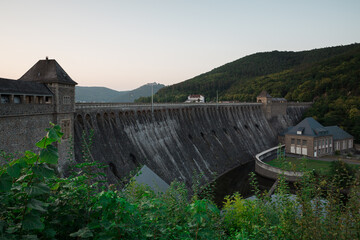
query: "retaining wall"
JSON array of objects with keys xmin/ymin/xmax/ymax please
[{"xmin": 255, "ymin": 145, "xmax": 304, "ymax": 182}]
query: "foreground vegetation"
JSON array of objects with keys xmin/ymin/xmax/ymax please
[
  {"xmin": 1, "ymin": 125, "xmax": 360, "ymax": 239},
  {"xmin": 136, "ymin": 43, "xmax": 360, "ymax": 142}
]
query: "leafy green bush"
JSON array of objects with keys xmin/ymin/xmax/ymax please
[
  {"xmin": 329, "ymin": 160, "xmax": 356, "ymax": 189},
  {"xmin": 222, "ymin": 171, "xmax": 360, "ymax": 239},
  {"xmin": 1, "ymin": 124, "xmax": 360, "ymax": 239},
  {"xmin": 0, "ymin": 124, "xmax": 224, "ymax": 239}
]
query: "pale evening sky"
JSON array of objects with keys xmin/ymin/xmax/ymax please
[{"xmin": 0, "ymin": 0, "xmax": 359, "ymax": 91}]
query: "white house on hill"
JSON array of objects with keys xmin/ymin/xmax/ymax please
[{"xmin": 185, "ymin": 94, "xmax": 205, "ymax": 103}]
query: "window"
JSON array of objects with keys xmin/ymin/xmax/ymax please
[
  {"xmin": 291, "ymin": 138, "xmax": 295, "ymax": 144},
  {"xmin": 26, "ymin": 96, "xmax": 34, "ymax": 103},
  {"xmin": 14, "ymin": 95, "xmax": 21, "ymax": 104},
  {"xmin": 63, "ymin": 96, "xmax": 71, "ymax": 105},
  {"xmin": 45, "ymin": 96, "xmax": 52, "ymax": 104},
  {"xmin": 36, "ymin": 96, "xmax": 44, "ymax": 104},
  {"xmin": 297, "ymin": 127, "xmax": 304, "ymax": 135},
  {"xmin": 291, "ymin": 145, "xmax": 295, "ymax": 153},
  {"xmin": 297, "ymin": 139, "xmax": 301, "ymax": 145},
  {"xmin": 302, "ymin": 147, "xmax": 307, "ymax": 155},
  {"xmin": 302, "ymin": 140, "xmax": 307, "ymax": 146},
  {"xmin": 61, "ymin": 119, "xmax": 71, "ymax": 139},
  {"xmin": 1, "ymin": 95, "xmax": 10, "ymax": 104},
  {"xmin": 349, "ymin": 139, "xmax": 353, "ymax": 149}
]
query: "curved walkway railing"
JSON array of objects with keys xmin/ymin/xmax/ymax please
[{"xmin": 255, "ymin": 145, "xmax": 304, "ymax": 182}]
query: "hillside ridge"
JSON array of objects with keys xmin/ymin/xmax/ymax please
[{"xmin": 135, "ymin": 43, "xmax": 360, "ymax": 141}]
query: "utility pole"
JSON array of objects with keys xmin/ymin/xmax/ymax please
[
  {"xmin": 151, "ymin": 83, "xmax": 154, "ymax": 115},
  {"xmin": 216, "ymin": 90, "xmax": 219, "ymax": 110}
]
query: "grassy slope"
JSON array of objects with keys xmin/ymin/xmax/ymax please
[{"xmin": 267, "ymin": 157, "xmax": 334, "ymax": 175}]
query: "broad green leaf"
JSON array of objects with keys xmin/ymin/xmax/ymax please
[
  {"xmin": 51, "ymin": 182, "xmax": 60, "ymax": 191},
  {"xmin": 24, "ymin": 151, "xmax": 38, "ymax": 165},
  {"xmin": 17, "ymin": 158, "xmax": 28, "ymax": 168},
  {"xmin": 36, "ymin": 137, "xmax": 56, "ymax": 149},
  {"xmin": 22, "ymin": 211, "xmax": 44, "ymax": 230},
  {"xmin": 33, "ymin": 164, "xmax": 55, "ymax": 178},
  {"xmin": 53, "ymin": 124, "xmax": 63, "ymax": 136},
  {"xmin": 27, "ymin": 198, "xmax": 48, "ymax": 212},
  {"xmin": 7, "ymin": 163, "xmax": 21, "ymax": 178},
  {"xmin": 27, "ymin": 183, "xmax": 50, "ymax": 196},
  {"xmin": 39, "ymin": 145, "xmax": 58, "ymax": 164},
  {"xmin": 0, "ymin": 173, "xmax": 12, "ymax": 192},
  {"xmin": 9, "ymin": 158, "xmax": 19, "ymax": 166},
  {"xmin": 70, "ymin": 227, "xmax": 93, "ymax": 238},
  {"xmin": 47, "ymin": 126, "xmax": 63, "ymax": 142},
  {"xmin": 25, "ymin": 151, "xmax": 37, "ymax": 158}
]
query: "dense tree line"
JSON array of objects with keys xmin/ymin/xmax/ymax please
[{"xmin": 136, "ymin": 43, "xmax": 360, "ymax": 142}]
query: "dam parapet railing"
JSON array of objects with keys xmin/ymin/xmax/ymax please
[
  {"xmin": 255, "ymin": 145, "xmax": 304, "ymax": 182},
  {"xmin": 75, "ymin": 102, "xmax": 262, "ymax": 110},
  {"xmin": 287, "ymin": 102, "xmax": 313, "ymax": 107}
]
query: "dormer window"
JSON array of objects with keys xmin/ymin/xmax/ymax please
[{"xmin": 297, "ymin": 127, "xmax": 304, "ymax": 135}]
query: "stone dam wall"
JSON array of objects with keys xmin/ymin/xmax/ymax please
[{"xmin": 73, "ymin": 103, "xmax": 309, "ymax": 187}]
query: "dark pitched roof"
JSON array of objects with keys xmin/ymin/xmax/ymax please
[
  {"xmin": 257, "ymin": 90, "xmax": 272, "ymax": 98},
  {"xmin": 325, "ymin": 126, "xmax": 353, "ymax": 140},
  {"xmin": 0, "ymin": 78, "xmax": 53, "ymax": 96},
  {"xmin": 279, "ymin": 126, "xmax": 293, "ymax": 136},
  {"xmin": 189, "ymin": 94, "xmax": 203, "ymax": 98},
  {"xmin": 286, "ymin": 117, "xmax": 329, "ymax": 137},
  {"xmin": 19, "ymin": 59, "xmax": 77, "ymax": 85}
]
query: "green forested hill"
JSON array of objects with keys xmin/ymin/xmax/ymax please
[{"xmin": 136, "ymin": 43, "xmax": 360, "ymax": 141}]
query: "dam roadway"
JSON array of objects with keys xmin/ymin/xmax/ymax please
[{"xmin": 73, "ymin": 102, "xmax": 310, "ymax": 189}]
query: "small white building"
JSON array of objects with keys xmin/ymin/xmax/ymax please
[{"xmin": 185, "ymin": 94, "xmax": 205, "ymax": 103}]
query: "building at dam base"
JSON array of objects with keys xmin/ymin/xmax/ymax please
[
  {"xmin": 280, "ymin": 117, "xmax": 354, "ymax": 157},
  {"xmin": 1, "ymin": 58, "xmax": 312, "ymax": 187}
]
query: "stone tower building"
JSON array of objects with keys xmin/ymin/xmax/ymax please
[
  {"xmin": 0, "ymin": 58, "xmax": 77, "ymax": 173},
  {"xmin": 256, "ymin": 90, "xmax": 287, "ymax": 119}
]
